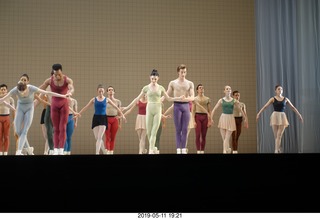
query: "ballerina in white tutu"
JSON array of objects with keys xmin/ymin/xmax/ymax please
[
  {"xmin": 256, "ymin": 84, "xmax": 303, "ymax": 153},
  {"xmin": 210, "ymin": 85, "xmax": 248, "ymax": 154}
]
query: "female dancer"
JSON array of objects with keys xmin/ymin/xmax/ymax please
[
  {"xmin": 0, "ymin": 77, "xmax": 69, "ymax": 155},
  {"xmin": 122, "ymin": 69, "xmax": 184, "ymax": 154},
  {"xmin": 210, "ymin": 85, "xmax": 248, "ymax": 154},
  {"xmin": 74, "ymin": 84, "xmax": 126, "ymax": 155},
  {"xmin": 256, "ymin": 85, "xmax": 303, "ymax": 153},
  {"xmin": 123, "ymin": 94, "xmax": 148, "ymax": 154}
]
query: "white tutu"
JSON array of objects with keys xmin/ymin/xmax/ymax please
[
  {"xmin": 135, "ymin": 114, "xmax": 146, "ymax": 130},
  {"xmin": 218, "ymin": 113, "xmax": 236, "ymax": 131},
  {"xmin": 270, "ymin": 111, "xmax": 289, "ymax": 127}
]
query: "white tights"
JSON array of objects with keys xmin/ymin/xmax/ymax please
[
  {"xmin": 272, "ymin": 125, "xmax": 286, "ymax": 153},
  {"xmin": 220, "ymin": 128, "xmax": 233, "ymax": 154},
  {"xmin": 136, "ymin": 129, "xmax": 147, "ymax": 154},
  {"xmin": 93, "ymin": 125, "xmax": 106, "ymax": 155}
]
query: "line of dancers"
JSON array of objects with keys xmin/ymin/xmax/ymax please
[{"xmin": 0, "ymin": 64, "xmax": 303, "ymax": 155}]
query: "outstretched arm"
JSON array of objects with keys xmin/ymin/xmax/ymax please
[
  {"xmin": 210, "ymin": 99, "xmax": 222, "ymax": 124},
  {"xmin": 3, "ymin": 101, "xmax": 16, "ymax": 111},
  {"xmin": 256, "ymin": 97, "xmax": 273, "ymax": 121},
  {"xmin": 123, "ymin": 91, "xmax": 144, "ymax": 112},
  {"xmin": 108, "ymin": 98, "xmax": 127, "ymax": 123},
  {"xmin": 123, "ymin": 101, "xmax": 138, "ymax": 117},
  {"xmin": 0, "ymin": 92, "xmax": 12, "ymax": 104},
  {"xmin": 38, "ymin": 88, "xmax": 68, "ymax": 98},
  {"xmin": 286, "ymin": 98, "xmax": 303, "ymax": 123},
  {"xmin": 74, "ymin": 98, "xmax": 94, "ymax": 118}
]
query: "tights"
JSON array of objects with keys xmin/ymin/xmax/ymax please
[
  {"xmin": 220, "ymin": 129, "xmax": 233, "ymax": 154},
  {"xmin": 105, "ymin": 117, "xmax": 119, "ymax": 151},
  {"xmin": 272, "ymin": 125, "xmax": 286, "ymax": 153},
  {"xmin": 44, "ymin": 105, "xmax": 54, "ymax": 150},
  {"xmin": 146, "ymin": 102, "xmax": 162, "ymax": 151},
  {"xmin": 15, "ymin": 104, "xmax": 34, "ymax": 151},
  {"xmin": 137, "ymin": 129, "xmax": 147, "ymax": 154},
  {"xmin": 232, "ymin": 117, "xmax": 243, "ymax": 151},
  {"xmin": 64, "ymin": 114, "xmax": 75, "ymax": 152},
  {"xmin": 93, "ymin": 125, "xmax": 106, "ymax": 154},
  {"xmin": 0, "ymin": 116, "xmax": 10, "ymax": 152},
  {"xmin": 173, "ymin": 102, "xmax": 190, "ymax": 149},
  {"xmin": 51, "ymin": 98, "xmax": 69, "ymax": 149}
]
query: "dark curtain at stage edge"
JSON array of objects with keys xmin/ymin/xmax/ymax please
[{"xmin": 255, "ymin": 0, "xmax": 320, "ymax": 153}]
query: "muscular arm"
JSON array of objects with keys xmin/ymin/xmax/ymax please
[
  {"xmin": 67, "ymin": 77, "xmax": 75, "ymax": 96},
  {"xmin": 38, "ymin": 78, "xmax": 51, "ymax": 90},
  {"xmin": 185, "ymin": 81, "xmax": 195, "ymax": 102},
  {"xmin": 166, "ymin": 81, "xmax": 174, "ymax": 97}
]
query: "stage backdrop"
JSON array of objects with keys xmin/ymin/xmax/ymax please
[
  {"xmin": 255, "ymin": 0, "xmax": 320, "ymax": 153},
  {"xmin": 0, "ymin": 0, "xmax": 257, "ymax": 155}
]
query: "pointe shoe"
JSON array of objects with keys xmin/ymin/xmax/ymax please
[
  {"xmin": 27, "ymin": 146, "xmax": 34, "ymax": 155},
  {"xmin": 16, "ymin": 150, "xmax": 23, "ymax": 155}
]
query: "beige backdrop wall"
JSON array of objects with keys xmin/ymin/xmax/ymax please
[{"xmin": 0, "ymin": 0, "xmax": 257, "ymax": 155}]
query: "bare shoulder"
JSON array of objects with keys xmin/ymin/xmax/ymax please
[
  {"xmin": 285, "ymin": 97, "xmax": 292, "ymax": 103},
  {"xmin": 187, "ymin": 79, "xmax": 194, "ymax": 85},
  {"xmin": 168, "ymin": 79, "xmax": 177, "ymax": 85},
  {"xmin": 66, "ymin": 76, "xmax": 73, "ymax": 84},
  {"xmin": 44, "ymin": 77, "xmax": 52, "ymax": 85}
]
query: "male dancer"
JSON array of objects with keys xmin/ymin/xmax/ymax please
[
  {"xmin": 166, "ymin": 64, "xmax": 195, "ymax": 154},
  {"xmin": 105, "ymin": 86, "xmax": 122, "ymax": 155},
  {"xmin": 39, "ymin": 64, "xmax": 74, "ymax": 155}
]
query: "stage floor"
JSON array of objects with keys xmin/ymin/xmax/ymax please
[{"xmin": 1, "ymin": 153, "xmax": 320, "ymax": 213}]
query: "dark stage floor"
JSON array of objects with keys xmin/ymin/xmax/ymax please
[{"xmin": 1, "ymin": 153, "xmax": 320, "ymax": 213}]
